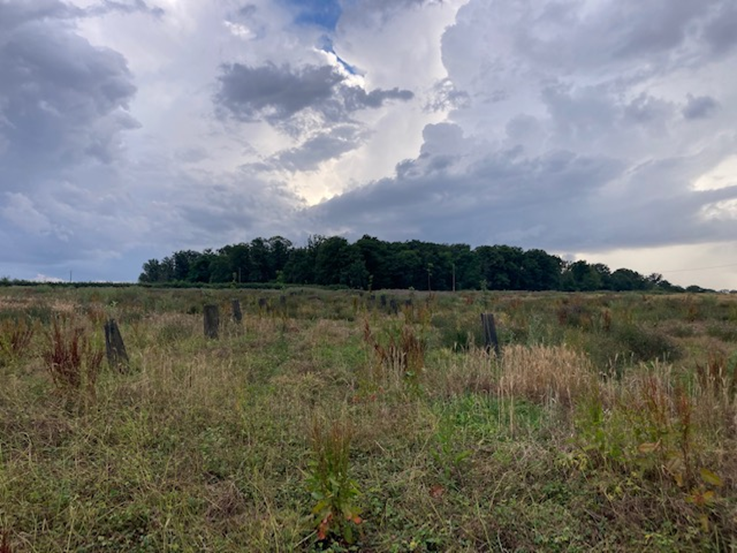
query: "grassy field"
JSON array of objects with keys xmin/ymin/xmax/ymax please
[{"xmin": 1, "ymin": 286, "xmax": 736, "ymax": 552}]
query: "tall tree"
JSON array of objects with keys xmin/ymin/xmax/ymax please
[{"xmin": 172, "ymin": 250, "xmax": 200, "ymax": 282}]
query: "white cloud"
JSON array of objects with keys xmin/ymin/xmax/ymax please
[
  {"xmin": 2, "ymin": 0, "xmax": 737, "ymax": 289},
  {"xmin": 1, "ymin": 193, "xmax": 54, "ymax": 235},
  {"xmin": 693, "ymin": 155, "xmax": 737, "ymax": 191},
  {"xmin": 33, "ymin": 273, "xmax": 65, "ymax": 283}
]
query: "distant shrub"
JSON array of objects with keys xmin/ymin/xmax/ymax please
[
  {"xmin": 584, "ymin": 323, "xmax": 681, "ymax": 376},
  {"xmin": 615, "ymin": 324, "xmax": 680, "ymax": 364},
  {"xmin": 706, "ymin": 323, "xmax": 737, "ymax": 343},
  {"xmin": 556, "ymin": 300, "xmax": 594, "ymax": 330}
]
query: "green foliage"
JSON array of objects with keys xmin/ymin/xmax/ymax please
[
  {"xmin": 615, "ymin": 324, "xmax": 680, "ymax": 364},
  {"xmin": 306, "ymin": 417, "xmax": 362, "ymax": 546},
  {"xmin": 431, "ymin": 419, "xmax": 473, "ymax": 489},
  {"xmin": 2, "ymin": 286, "xmax": 737, "ymax": 551},
  {"xmin": 430, "ymin": 312, "xmax": 483, "ymax": 351},
  {"xmin": 136, "ymin": 235, "xmax": 707, "ymax": 292},
  {"xmin": 572, "ymin": 390, "xmax": 628, "ymax": 471}
]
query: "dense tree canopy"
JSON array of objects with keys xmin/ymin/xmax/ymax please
[{"xmin": 138, "ymin": 235, "xmax": 687, "ymax": 293}]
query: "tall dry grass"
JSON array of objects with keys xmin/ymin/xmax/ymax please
[{"xmin": 499, "ymin": 344, "xmax": 596, "ymax": 408}]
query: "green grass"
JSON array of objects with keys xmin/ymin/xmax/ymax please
[{"xmin": 0, "ymin": 288, "xmax": 736, "ymax": 551}]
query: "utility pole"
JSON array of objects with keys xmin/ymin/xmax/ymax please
[{"xmin": 452, "ymin": 263, "xmax": 456, "ymax": 292}]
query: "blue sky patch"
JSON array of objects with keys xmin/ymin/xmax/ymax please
[
  {"xmin": 285, "ymin": 0, "xmax": 342, "ymax": 30},
  {"xmin": 318, "ymin": 36, "xmax": 361, "ymax": 75}
]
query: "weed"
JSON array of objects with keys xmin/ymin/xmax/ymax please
[
  {"xmin": 556, "ymin": 300, "xmax": 593, "ymax": 329},
  {"xmin": 3, "ymin": 287, "xmax": 737, "ymax": 551},
  {"xmin": 43, "ymin": 318, "xmax": 103, "ymax": 400},
  {"xmin": 0, "ymin": 317, "xmax": 34, "ymax": 365},
  {"xmin": 573, "ymin": 388, "xmax": 627, "ymax": 471},
  {"xmin": 306, "ymin": 417, "xmax": 363, "ymax": 546},
  {"xmin": 685, "ymin": 300, "xmax": 700, "ymax": 322},
  {"xmin": 705, "ymin": 322, "xmax": 737, "ymax": 342},
  {"xmin": 431, "ymin": 313, "xmax": 478, "ymax": 352},
  {"xmin": 363, "ymin": 321, "xmax": 425, "ymax": 388},
  {"xmin": 615, "ymin": 323, "xmax": 680, "ymax": 364},
  {"xmin": 431, "ymin": 416, "xmax": 472, "ymax": 489},
  {"xmin": 696, "ymin": 352, "xmax": 736, "ymax": 400},
  {"xmin": 499, "ymin": 345, "xmax": 595, "ymax": 408}
]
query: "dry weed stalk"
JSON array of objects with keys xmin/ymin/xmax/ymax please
[
  {"xmin": 696, "ymin": 352, "xmax": 736, "ymax": 401},
  {"xmin": 0, "ymin": 318, "xmax": 35, "ymax": 361},
  {"xmin": 363, "ymin": 321, "xmax": 424, "ymax": 386},
  {"xmin": 499, "ymin": 345, "xmax": 596, "ymax": 408},
  {"xmin": 43, "ymin": 318, "xmax": 103, "ymax": 397}
]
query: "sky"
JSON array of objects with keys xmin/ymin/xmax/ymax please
[{"xmin": 1, "ymin": 0, "xmax": 737, "ymax": 289}]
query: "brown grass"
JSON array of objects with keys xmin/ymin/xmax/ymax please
[
  {"xmin": 499, "ymin": 344, "xmax": 596, "ymax": 407},
  {"xmin": 43, "ymin": 318, "xmax": 103, "ymax": 397},
  {"xmin": 0, "ymin": 318, "xmax": 35, "ymax": 360}
]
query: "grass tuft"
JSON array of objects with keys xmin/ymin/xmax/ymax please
[
  {"xmin": 42, "ymin": 317, "xmax": 103, "ymax": 400},
  {"xmin": 499, "ymin": 344, "xmax": 595, "ymax": 408}
]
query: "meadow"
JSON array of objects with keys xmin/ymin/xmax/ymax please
[{"xmin": 0, "ymin": 286, "xmax": 736, "ymax": 552}]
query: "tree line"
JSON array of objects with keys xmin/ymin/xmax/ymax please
[{"xmin": 138, "ymin": 235, "xmax": 707, "ymax": 293}]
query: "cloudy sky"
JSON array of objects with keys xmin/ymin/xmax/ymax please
[{"xmin": 2, "ymin": 0, "xmax": 737, "ymax": 288}]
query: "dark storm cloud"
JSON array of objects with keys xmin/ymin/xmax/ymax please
[
  {"xmin": 269, "ymin": 125, "xmax": 369, "ymax": 172},
  {"xmin": 0, "ymin": 0, "xmax": 164, "ymax": 31},
  {"xmin": 0, "ymin": 1, "xmax": 82, "ymax": 32},
  {"xmin": 216, "ymin": 63, "xmax": 342, "ymax": 122},
  {"xmin": 215, "ymin": 62, "xmax": 413, "ymax": 126},
  {"xmin": 308, "ymin": 95, "xmax": 737, "ymax": 253},
  {"xmin": 0, "ymin": 0, "xmax": 146, "ymax": 280},
  {"xmin": 309, "ymin": 145, "xmax": 737, "ymax": 251},
  {"xmin": 0, "ymin": 6, "xmax": 138, "ymax": 188},
  {"xmin": 682, "ymin": 94, "xmax": 720, "ymax": 120},
  {"xmin": 175, "ymin": 173, "xmax": 305, "ymax": 241},
  {"xmin": 309, "ymin": 133, "xmax": 628, "ymax": 248},
  {"xmin": 343, "ymin": 86, "xmax": 413, "ymax": 109},
  {"xmin": 702, "ymin": 2, "xmax": 737, "ymax": 55},
  {"xmin": 607, "ymin": 1, "xmax": 705, "ymax": 59}
]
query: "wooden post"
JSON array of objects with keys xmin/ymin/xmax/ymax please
[
  {"xmin": 380, "ymin": 294, "xmax": 387, "ymax": 308},
  {"xmin": 481, "ymin": 313, "xmax": 500, "ymax": 356},
  {"xmin": 204, "ymin": 304, "xmax": 220, "ymax": 339},
  {"xmin": 231, "ymin": 299, "xmax": 242, "ymax": 324},
  {"xmin": 104, "ymin": 319, "xmax": 129, "ymax": 372},
  {"xmin": 389, "ymin": 298, "xmax": 398, "ymax": 315}
]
